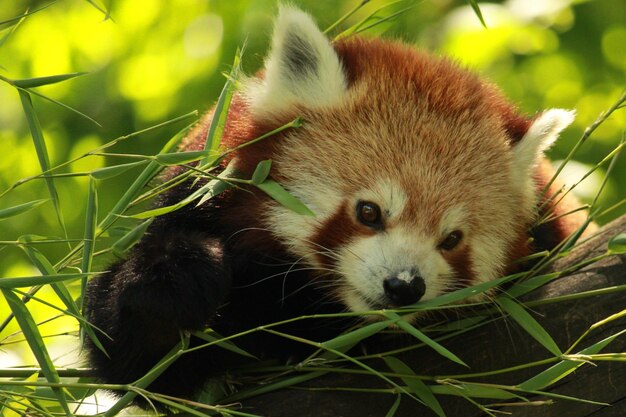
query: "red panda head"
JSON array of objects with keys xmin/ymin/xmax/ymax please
[{"xmin": 236, "ymin": 7, "xmax": 574, "ymax": 311}]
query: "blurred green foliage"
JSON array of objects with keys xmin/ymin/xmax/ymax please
[{"xmin": 0, "ymin": 0, "xmax": 624, "ymax": 366}]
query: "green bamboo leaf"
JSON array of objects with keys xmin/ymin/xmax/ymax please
[
  {"xmin": 384, "ymin": 395, "xmax": 402, "ymax": 417},
  {"xmin": 195, "ymin": 160, "xmax": 238, "ymax": 207},
  {"xmin": 496, "ymin": 296, "xmax": 562, "ymax": 357},
  {"xmin": 18, "ymin": 90, "xmax": 67, "ymax": 238},
  {"xmin": 105, "ymin": 337, "xmax": 189, "ymax": 416},
  {"xmin": 111, "ymin": 218, "xmax": 153, "ymax": 257},
  {"xmin": 195, "ymin": 176, "xmax": 233, "ymax": 207},
  {"xmin": 322, "ymin": 319, "xmax": 392, "ymax": 351},
  {"xmin": 251, "ymin": 160, "xmax": 272, "ymax": 185},
  {"xmin": 1, "ymin": 289, "xmax": 72, "ymax": 417},
  {"xmin": 428, "ymin": 316, "xmax": 486, "ymax": 332},
  {"xmin": 519, "ymin": 328, "xmax": 626, "ymax": 391},
  {"xmin": 608, "ymin": 233, "xmax": 626, "ymax": 254},
  {"xmin": 98, "ymin": 122, "xmax": 189, "ymax": 231},
  {"xmin": 79, "ymin": 177, "xmax": 97, "ymax": 334},
  {"xmin": 335, "ymin": 1, "xmax": 408, "ymax": 39},
  {"xmin": 84, "ymin": 0, "xmax": 109, "ymax": 17},
  {"xmin": 505, "ymin": 272, "xmax": 561, "ymax": 299},
  {"xmin": 415, "ymin": 272, "xmax": 525, "ymax": 310},
  {"xmin": 255, "ymin": 180, "xmax": 315, "ymax": 217},
  {"xmin": 155, "ymin": 150, "xmax": 211, "ymax": 165},
  {"xmin": 431, "ymin": 383, "xmax": 515, "ymax": 399},
  {"xmin": 384, "ymin": 312, "xmax": 467, "ymax": 367},
  {"xmin": 0, "ymin": 8, "xmax": 26, "ymax": 48},
  {"xmin": 466, "ymin": 0, "xmax": 487, "ymax": 28},
  {"xmin": 324, "ymin": 0, "xmax": 372, "ymax": 34},
  {"xmin": 0, "ymin": 273, "xmax": 88, "ymax": 288},
  {"xmin": 225, "ymin": 371, "xmax": 326, "ymax": 403},
  {"xmin": 91, "ymin": 160, "xmax": 148, "ymax": 180},
  {"xmin": 18, "ymin": 242, "xmax": 81, "ymax": 318},
  {"xmin": 202, "ymin": 46, "xmax": 244, "ymax": 165},
  {"xmin": 12, "ymin": 72, "xmax": 87, "ymax": 88},
  {"xmin": 384, "ymin": 357, "xmax": 445, "ymax": 417},
  {"xmin": 22, "ymin": 86, "xmax": 101, "ymax": 127},
  {"xmin": 81, "ymin": 176, "xmax": 97, "ymax": 300},
  {"xmin": 0, "ymin": 3, "xmax": 55, "ymax": 27},
  {"xmin": 128, "ymin": 202, "xmax": 187, "ymax": 219},
  {"xmin": 192, "ymin": 330, "xmax": 257, "ymax": 359},
  {"xmin": 0, "ymin": 199, "xmax": 48, "ymax": 220}
]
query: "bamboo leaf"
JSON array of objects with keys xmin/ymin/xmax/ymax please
[
  {"xmin": 98, "ymin": 122, "xmax": 190, "ymax": 231},
  {"xmin": 0, "ymin": 199, "xmax": 48, "ymax": 220},
  {"xmin": 255, "ymin": 180, "xmax": 315, "ymax": 217},
  {"xmin": 335, "ymin": 1, "xmax": 411, "ymax": 39},
  {"xmin": 518, "ymin": 328, "xmax": 626, "ymax": 391},
  {"xmin": 111, "ymin": 218, "xmax": 153, "ymax": 257},
  {"xmin": 384, "ymin": 312, "xmax": 467, "ymax": 367},
  {"xmin": 81, "ymin": 176, "xmax": 97, "ymax": 304},
  {"xmin": 18, "ymin": 241, "xmax": 81, "ymax": 316},
  {"xmin": 1, "ymin": 289, "xmax": 72, "ymax": 417},
  {"xmin": 12, "ymin": 72, "xmax": 87, "ymax": 88},
  {"xmin": 251, "ymin": 160, "xmax": 272, "ymax": 185},
  {"xmin": 466, "ymin": 0, "xmax": 487, "ymax": 28},
  {"xmin": 0, "ymin": 273, "xmax": 88, "ymax": 288},
  {"xmin": 0, "ymin": 3, "xmax": 55, "ymax": 27},
  {"xmin": 195, "ymin": 160, "xmax": 238, "ymax": 207},
  {"xmin": 496, "ymin": 296, "xmax": 562, "ymax": 357},
  {"xmin": 22, "ymin": 86, "xmax": 101, "ymax": 127},
  {"xmin": 608, "ymin": 233, "xmax": 626, "ymax": 254},
  {"xmin": 81, "ymin": 176, "xmax": 98, "ymax": 268},
  {"xmin": 195, "ymin": 176, "xmax": 233, "ymax": 207},
  {"xmin": 128, "ymin": 202, "xmax": 187, "ymax": 219},
  {"xmin": 0, "ymin": 9, "xmax": 26, "ymax": 48},
  {"xmin": 91, "ymin": 160, "xmax": 149, "ymax": 180},
  {"xmin": 415, "ymin": 272, "xmax": 526, "ymax": 310},
  {"xmin": 105, "ymin": 337, "xmax": 189, "ymax": 417},
  {"xmin": 155, "ymin": 150, "xmax": 211, "ymax": 165},
  {"xmin": 505, "ymin": 272, "xmax": 561, "ymax": 299},
  {"xmin": 225, "ymin": 371, "xmax": 326, "ymax": 403},
  {"xmin": 384, "ymin": 357, "xmax": 445, "ymax": 417},
  {"xmin": 322, "ymin": 319, "xmax": 392, "ymax": 351},
  {"xmin": 192, "ymin": 330, "xmax": 257, "ymax": 359},
  {"xmin": 431, "ymin": 383, "xmax": 515, "ymax": 399},
  {"xmin": 324, "ymin": 0, "xmax": 372, "ymax": 34},
  {"xmin": 202, "ymin": 46, "xmax": 244, "ymax": 165},
  {"xmin": 384, "ymin": 395, "xmax": 402, "ymax": 417},
  {"xmin": 18, "ymin": 90, "xmax": 67, "ymax": 238}
]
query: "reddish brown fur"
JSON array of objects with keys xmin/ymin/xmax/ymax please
[
  {"xmin": 334, "ymin": 37, "xmax": 530, "ymax": 143},
  {"xmin": 442, "ymin": 246, "xmax": 475, "ymax": 288},
  {"xmin": 311, "ymin": 201, "xmax": 375, "ymax": 268}
]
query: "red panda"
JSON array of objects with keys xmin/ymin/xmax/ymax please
[{"xmin": 85, "ymin": 6, "xmax": 587, "ymax": 405}]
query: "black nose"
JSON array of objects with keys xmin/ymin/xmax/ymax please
[{"xmin": 383, "ymin": 275, "xmax": 426, "ymax": 306}]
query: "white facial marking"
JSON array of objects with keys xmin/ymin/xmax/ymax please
[
  {"xmin": 439, "ymin": 206, "xmax": 467, "ymax": 236},
  {"xmin": 264, "ymin": 181, "xmax": 343, "ymax": 265},
  {"xmin": 338, "ymin": 230, "xmax": 453, "ymax": 310},
  {"xmin": 512, "ymin": 108, "xmax": 575, "ymax": 214}
]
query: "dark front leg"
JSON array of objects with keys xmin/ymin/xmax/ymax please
[{"xmin": 85, "ymin": 231, "xmax": 232, "ymax": 399}]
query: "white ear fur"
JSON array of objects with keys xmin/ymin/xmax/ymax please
[
  {"xmin": 245, "ymin": 6, "xmax": 347, "ymax": 116},
  {"xmin": 512, "ymin": 108, "xmax": 575, "ymax": 176}
]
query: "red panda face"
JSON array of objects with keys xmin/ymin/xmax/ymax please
[{"xmin": 241, "ymin": 7, "xmax": 574, "ymax": 311}]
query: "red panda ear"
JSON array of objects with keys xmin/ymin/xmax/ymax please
[
  {"xmin": 245, "ymin": 6, "xmax": 348, "ymax": 117},
  {"xmin": 512, "ymin": 109, "xmax": 575, "ymax": 177}
]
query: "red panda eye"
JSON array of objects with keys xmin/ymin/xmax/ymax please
[
  {"xmin": 439, "ymin": 230, "xmax": 463, "ymax": 251},
  {"xmin": 356, "ymin": 201, "xmax": 383, "ymax": 228}
]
